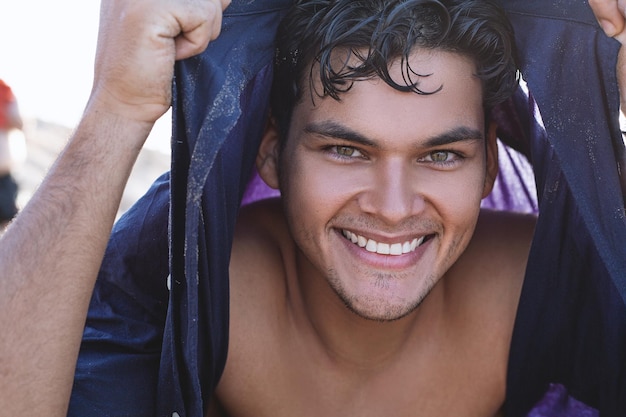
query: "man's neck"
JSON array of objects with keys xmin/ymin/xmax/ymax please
[{"xmin": 287, "ymin": 249, "xmax": 447, "ymax": 373}]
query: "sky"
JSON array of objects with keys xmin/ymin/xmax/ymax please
[{"xmin": 0, "ymin": 0, "xmax": 171, "ymax": 153}]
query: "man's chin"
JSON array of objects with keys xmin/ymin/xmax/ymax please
[{"xmin": 340, "ymin": 294, "xmax": 424, "ymax": 322}]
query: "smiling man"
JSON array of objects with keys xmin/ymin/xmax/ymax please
[
  {"xmin": 209, "ymin": 0, "xmax": 535, "ymax": 415},
  {"xmin": 7, "ymin": 0, "xmax": 626, "ymax": 414}
]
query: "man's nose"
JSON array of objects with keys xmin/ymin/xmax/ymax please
[{"xmin": 359, "ymin": 159, "xmax": 425, "ymax": 225}]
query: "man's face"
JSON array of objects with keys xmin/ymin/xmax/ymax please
[{"xmin": 266, "ymin": 50, "xmax": 496, "ymax": 321}]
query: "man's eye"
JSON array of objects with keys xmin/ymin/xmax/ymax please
[
  {"xmin": 334, "ymin": 146, "xmax": 362, "ymax": 158},
  {"xmin": 429, "ymin": 151, "xmax": 451, "ymax": 162},
  {"xmin": 419, "ymin": 150, "xmax": 463, "ymax": 167}
]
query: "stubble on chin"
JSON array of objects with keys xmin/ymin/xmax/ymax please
[{"xmin": 326, "ymin": 267, "xmax": 438, "ymax": 322}]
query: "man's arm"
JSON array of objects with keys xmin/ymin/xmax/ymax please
[{"xmin": 0, "ymin": 0, "xmax": 228, "ymax": 415}]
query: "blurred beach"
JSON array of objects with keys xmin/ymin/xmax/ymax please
[{"xmin": 12, "ymin": 117, "xmax": 170, "ymax": 220}]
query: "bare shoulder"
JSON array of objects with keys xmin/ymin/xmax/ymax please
[
  {"xmin": 445, "ymin": 209, "xmax": 536, "ymax": 334},
  {"xmin": 233, "ymin": 197, "xmax": 289, "ymax": 253},
  {"xmin": 218, "ymin": 199, "xmax": 295, "ymax": 413},
  {"xmin": 228, "ymin": 197, "xmax": 294, "ymax": 336},
  {"xmin": 230, "ymin": 197, "xmax": 292, "ymax": 291},
  {"xmin": 458, "ymin": 209, "xmax": 535, "ymax": 290}
]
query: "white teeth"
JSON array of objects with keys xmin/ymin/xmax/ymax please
[
  {"xmin": 342, "ymin": 229, "xmax": 428, "ymax": 256},
  {"xmin": 376, "ymin": 243, "xmax": 390, "ymax": 255},
  {"xmin": 390, "ymin": 243, "xmax": 403, "ymax": 255}
]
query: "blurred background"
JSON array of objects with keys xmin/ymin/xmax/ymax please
[{"xmin": 0, "ymin": 0, "xmax": 171, "ymax": 218}]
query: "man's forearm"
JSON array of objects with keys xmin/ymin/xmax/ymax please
[
  {"xmin": 0, "ymin": 107, "xmax": 153, "ymax": 415},
  {"xmin": 0, "ymin": 0, "xmax": 228, "ymax": 413}
]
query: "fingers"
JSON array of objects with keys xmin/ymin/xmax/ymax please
[
  {"xmin": 173, "ymin": 0, "xmax": 230, "ymax": 60},
  {"xmin": 589, "ymin": 0, "xmax": 626, "ymax": 39}
]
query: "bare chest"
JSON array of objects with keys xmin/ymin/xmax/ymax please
[{"xmin": 210, "ymin": 331, "xmax": 506, "ymax": 417}]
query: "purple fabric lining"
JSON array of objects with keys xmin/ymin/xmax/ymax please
[
  {"xmin": 241, "ymin": 169, "xmax": 279, "ymax": 206},
  {"xmin": 482, "ymin": 140, "xmax": 538, "ymax": 214},
  {"xmin": 526, "ymin": 384, "xmax": 599, "ymax": 417}
]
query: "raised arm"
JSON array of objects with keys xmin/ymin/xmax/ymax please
[{"xmin": 0, "ymin": 0, "xmax": 228, "ymax": 415}]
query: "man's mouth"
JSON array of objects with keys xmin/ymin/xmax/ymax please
[{"xmin": 341, "ymin": 229, "xmax": 431, "ymax": 256}]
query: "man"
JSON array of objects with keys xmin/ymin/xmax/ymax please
[
  {"xmin": 0, "ymin": 0, "xmax": 624, "ymax": 417},
  {"xmin": 205, "ymin": 0, "xmax": 535, "ymax": 415}
]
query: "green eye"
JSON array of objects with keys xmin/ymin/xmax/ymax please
[
  {"xmin": 420, "ymin": 150, "xmax": 464, "ymax": 168},
  {"xmin": 336, "ymin": 146, "xmax": 357, "ymax": 157},
  {"xmin": 430, "ymin": 151, "xmax": 450, "ymax": 162},
  {"xmin": 324, "ymin": 145, "xmax": 364, "ymax": 160}
]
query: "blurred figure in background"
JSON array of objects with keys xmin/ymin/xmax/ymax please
[{"xmin": 0, "ymin": 79, "xmax": 23, "ymax": 229}]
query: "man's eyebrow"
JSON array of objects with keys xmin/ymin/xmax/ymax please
[
  {"xmin": 424, "ymin": 126, "xmax": 484, "ymax": 147},
  {"xmin": 304, "ymin": 121, "xmax": 484, "ymax": 148},
  {"xmin": 304, "ymin": 120, "xmax": 378, "ymax": 147}
]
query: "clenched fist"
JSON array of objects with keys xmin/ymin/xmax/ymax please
[{"xmin": 91, "ymin": 0, "xmax": 230, "ymax": 123}]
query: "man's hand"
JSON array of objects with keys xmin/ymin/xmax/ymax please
[
  {"xmin": 91, "ymin": 0, "xmax": 230, "ymax": 124},
  {"xmin": 589, "ymin": 0, "xmax": 626, "ymax": 43}
]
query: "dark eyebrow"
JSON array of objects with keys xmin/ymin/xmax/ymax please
[
  {"xmin": 304, "ymin": 120, "xmax": 483, "ymax": 148},
  {"xmin": 424, "ymin": 126, "xmax": 484, "ymax": 147},
  {"xmin": 304, "ymin": 120, "xmax": 378, "ymax": 147}
]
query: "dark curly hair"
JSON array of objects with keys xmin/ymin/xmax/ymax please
[{"xmin": 271, "ymin": 0, "xmax": 519, "ymax": 140}]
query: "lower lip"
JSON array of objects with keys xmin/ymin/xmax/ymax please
[{"xmin": 335, "ymin": 230, "xmax": 432, "ymax": 270}]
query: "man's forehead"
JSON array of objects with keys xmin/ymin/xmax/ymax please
[
  {"xmin": 290, "ymin": 50, "xmax": 485, "ymax": 147},
  {"xmin": 305, "ymin": 48, "xmax": 481, "ymax": 103}
]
